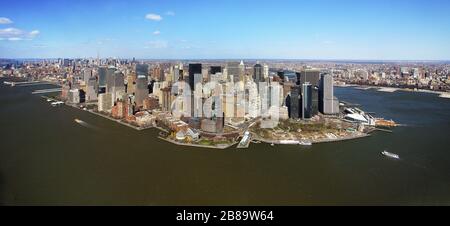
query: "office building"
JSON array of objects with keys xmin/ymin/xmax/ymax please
[
  {"xmin": 135, "ymin": 75, "xmax": 149, "ymax": 107},
  {"xmin": 83, "ymin": 68, "xmax": 92, "ymax": 83},
  {"xmin": 85, "ymin": 78, "xmax": 98, "ymax": 102},
  {"xmin": 188, "ymin": 64, "xmax": 202, "ymax": 91},
  {"xmin": 210, "ymin": 66, "xmax": 222, "ymax": 75},
  {"xmin": 319, "ymin": 74, "xmax": 340, "ymax": 115},
  {"xmin": 68, "ymin": 89, "xmax": 80, "ymax": 104},
  {"xmin": 263, "ymin": 64, "xmax": 269, "ymax": 80},
  {"xmin": 298, "ymin": 69, "xmax": 321, "ymax": 87},
  {"xmin": 302, "ymin": 83, "xmax": 312, "ymax": 119},
  {"xmin": 98, "ymin": 66, "xmax": 107, "ymax": 87},
  {"xmin": 254, "ymin": 63, "xmax": 263, "ymax": 84},
  {"xmin": 105, "ymin": 66, "xmax": 116, "ymax": 94},
  {"xmin": 111, "ymin": 71, "xmax": 125, "ymax": 103},
  {"xmin": 98, "ymin": 93, "xmax": 113, "ymax": 112},
  {"xmin": 289, "ymin": 85, "xmax": 301, "ymax": 119},
  {"xmin": 226, "ymin": 62, "xmax": 243, "ymax": 83}
]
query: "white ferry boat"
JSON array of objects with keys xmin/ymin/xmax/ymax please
[
  {"xmin": 382, "ymin": 151, "xmax": 399, "ymax": 159},
  {"xmin": 51, "ymin": 101, "xmax": 64, "ymax": 107},
  {"xmin": 74, "ymin": 119, "xmax": 84, "ymax": 124}
]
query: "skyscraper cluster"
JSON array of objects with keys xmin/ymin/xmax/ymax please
[{"xmin": 59, "ymin": 58, "xmax": 340, "ymax": 136}]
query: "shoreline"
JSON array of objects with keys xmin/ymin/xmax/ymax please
[
  {"xmin": 335, "ymin": 83, "xmax": 450, "ymax": 98},
  {"xmin": 252, "ymin": 132, "xmax": 371, "ymax": 146},
  {"xmin": 158, "ymin": 136, "xmax": 238, "ymax": 150},
  {"xmin": 41, "ymin": 93, "xmax": 377, "ymax": 150}
]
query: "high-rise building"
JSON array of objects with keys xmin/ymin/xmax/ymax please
[
  {"xmin": 106, "ymin": 66, "xmax": 116, "ymax": 94},
  {"xmin": 135, "ymin": 75, "xmax": 149, "ymax": 107},
  {"xmin": 254, "ymin": 63, "xmax": 263, "ymax": 84},
  {"xmin": 263, "ymin": 64, "xmax": 269, "ymax": 80},
  {"xmin": 172, "ymin": 65, "xmax": 181, "ymax": 82},
  {"xmin": 226, "ymin": 62, "xmax": 242, "ymax": 83},
  {"xmin": 126, "ymin": 75, "xmax": 136, "ymax": 95},
  {"xmin": 289, "ymin": 85, "xmax": 301, "ymax": 119},
  {"xmin": 210, "ymin": 66, "xmax": 222, "ymax": 75},
  {"xmin": 86, "ymin": 78, "xmax": 98, "ymax": 102},
  {"xmin": 98, "ymin": 66, "xmax": 107, "ymax": 87},
  {"xmin": 319, "ymin": 74, "xmax": 340, "ymax": 115},
  {"xmin": 98, "ymin": 93, "xmax": 113, "ymax": 112},
  {"xmin": 302, "ymin": 83, "xmax": 312, "ymax": 119},
  {"xmin": 161, "ymin": 86, "xmax": 172, "ymax": 112},
  {"xmin": 312, "ymin": 86, "xmax": 319, "ymax": 116},
  {"xmin": 152, "ymin": 66, "xmax": 163, "ymax": 81},
  {"xmin": 68, "ymin": 89, "xmax": 80, "ymax": 104},
  {"xmin": 111, "ymin": 71, "xmax": 125, "ymax": 103},
  {"xmin": 83, "ymin": 68, "xmax": 92, "ymax": 83},
  {"xmin": 188, "ymin": 64, "xmax": 202, "ymax": 91},
  {"xmin": 189, "ymin": 64, "xmax": 202, "ymax": 118},
  {"xmin": 299, "ymin": 69, "xmax": 321, "ymax": 87}
]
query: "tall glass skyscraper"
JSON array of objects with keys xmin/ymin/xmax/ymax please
[
  {"xmin": 98, "ymin": 66, "xmax": 107, "ymax": 87},
  {"xmin": 302, "ymin": 83, "xmax": 312, "ymax": 119},
  {"xmin": 188, "ymin": 64, "xmax": 202, "ymax": 91},
  {"xmin": 253, "ymin": 63, "xmax": 263, "ymax": 83}
]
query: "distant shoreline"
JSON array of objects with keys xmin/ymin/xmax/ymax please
[{"xmin": 335, "ymin": 84, "xmax": 450, "ymax": 99}]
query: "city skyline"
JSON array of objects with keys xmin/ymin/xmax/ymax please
[{"xmin": 1, "ymin": 0, "xmax": 450, "ymax": 60}]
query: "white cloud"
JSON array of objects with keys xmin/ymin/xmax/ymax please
[
  {"xmin": 153, "ymin": 30, "xmax": 161, "ymax": 35},
  {"xmin": 29, "ymin": 30, "xmax": 40, "ymax": 37},
  {"xmin": 0, "ymin": 17, "xmax": 13, "ymax": 24},
  {"xmin": 0, "ymin": 27, "xmax": 40, "ymax": 41},
  {"xmin": 145, "ymin": 40, "xmax": 168, "ymax": 49},
  {"xmin": 0, "ymin": 28, "xmax": 23, "ymax": 37},
  {"xmin": 166, "ymin": 11, "xmax": 175, "ymax": 16},
  {"xmin": 145, "ymin": 13, "xmax": 162, "ymax": 21}
]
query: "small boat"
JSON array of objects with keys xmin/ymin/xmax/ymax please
[
  {"xmin": 51, "ymin": 101, "xmax": 64, "ymax": 107},
  {"xmin": 382, "ymin": 151, "xmax": 399, "ymax": 159},
  {"xmin": 46, "ymin": 99, "xmax": 52, "ymax": 102},
  {"xmin": 270, "ymin": 143, "xmax": 275, "ymax": 147},
  {"xmin": 74, "ymin": 119, "xmax": 84, "ymax": 124}
]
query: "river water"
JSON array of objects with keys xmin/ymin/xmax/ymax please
[{"xmin": 1, "ymin": 78, "xmax": 450, "ymax": 205}]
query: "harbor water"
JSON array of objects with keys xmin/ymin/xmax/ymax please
[{"xmin": 1, "ymin": 78, "xmax": 450, "ymax": 205}]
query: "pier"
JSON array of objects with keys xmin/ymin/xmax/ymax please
[
  {"xmin": 32, "ymin": 88, "xmax": 62, "ymax": 94},
  {"xmin": 4, "ymin": 81, "xmax": 51, "ymax": 87},
  {"xmin": 237, "ymin": 131, "xmax": 251, "ymax": 149}
]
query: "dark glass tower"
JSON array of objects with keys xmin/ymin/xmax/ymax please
[
  {"xmin": 188, "ymin": 64, "xmax": 202, "ymax": 91},
  {"xmin": 302, "ymin": 83, "xmax": 313, "ymax": 119},
  {"xmin": 253, "ymin": 64, "xmax": 263, "ymax": 83},
  {"xmin": 98, "ymin": 66, "xmax": 107, "ymax": 87},
  {"xmin": 210, "ymin": 66, "xmax": 222, "ymax": 75},
  {"xmin": 290, "ymin": 85, "xmax": 301, "ymax": 119}
]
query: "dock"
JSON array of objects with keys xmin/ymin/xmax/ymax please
[
  {"xmin": 4, "ymin": 81, "xmax": 51, "ymax": 87},
  {"xmin": 237, "ymin": 131, "xmax": 251, "ymax": 149},
  {"xmin": 32, "ymin": 88, "xmax": 62, "ymax": 94}
]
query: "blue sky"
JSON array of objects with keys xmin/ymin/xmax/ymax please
[{"xmin": 1, "ymin": 0, "xmax": 450, "ymax": 60}]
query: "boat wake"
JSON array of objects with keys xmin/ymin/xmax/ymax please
[{"xmin": 74, "ymin": 118, "xmax": 98, "ymax": 130}]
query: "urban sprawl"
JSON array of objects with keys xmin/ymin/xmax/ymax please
[{"xmin": 2, "ymin": 59, "xmax": 449, "ymax": 149}]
